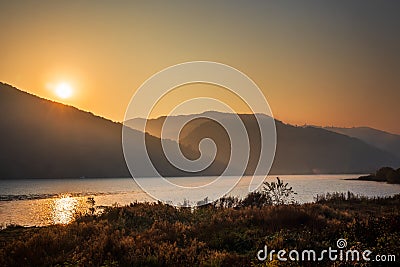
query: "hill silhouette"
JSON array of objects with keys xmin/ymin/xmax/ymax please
[
  {"xmin": 324, "ymin": 126, "xmax": 400, "ymax": 159},
  {"xmin": 130, "ymin": 112, "xmax": 399, "ymax": 174},
  {"xmin": 2, "ymin": 83, "xmax": 398, "ymax": 178},
  {"xmin": 0, "ymin": 83, "xmax": 223, "ymax": 179}
]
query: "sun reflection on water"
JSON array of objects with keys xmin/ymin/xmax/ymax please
[{"xmin": 51, "ymin": 195, "xmax": 78, "ymax": 224}]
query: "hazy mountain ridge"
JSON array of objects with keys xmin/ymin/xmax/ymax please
[
  {"xmin": 1, "ymin": 83, "xmax": 398, "ymax": 178},
  {"xmin": 0, "ymin": 83, "xmax": 224, "ymax": 179},
  {"xmin": 132, "ymin": 112, "xmax": 399, "ymax": 174},
  {"xmin": 324, "ymin": 126, "xmax": 400, "ymax": 159}
]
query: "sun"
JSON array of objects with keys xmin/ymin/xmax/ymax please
[{"xmin": 55, "ymin": 82, "xmax": 73, "ymax": 99}]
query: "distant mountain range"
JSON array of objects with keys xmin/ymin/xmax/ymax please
[
  {"xmin": 1, "ymin": 82, "xmax": 398, "ymax": 179},
  {"xmin": 324, "ymin": 127, "xmax": 400, "ymax": 159},
  {"xmin": 129, "ymin": 113, "xmax": 399, "ymax": 175}
]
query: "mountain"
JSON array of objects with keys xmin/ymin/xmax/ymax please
[
  {"xmin": 126, "ymin": 112, "xmax": 231, "ymax": 141},
  {"xmin": 2, "ymin": 82, "xmax": 398, "ymax": 178},
  {"xmin": 130, "ymin": 112, "xmax": 399, "ymax": 174},
  {"xmin": 324, "ymin": 127, "xmax": 400, "ymax": 159},
  {"xmin": 0, "ymin": 83, "xmax": 223, "ymax": 179}
]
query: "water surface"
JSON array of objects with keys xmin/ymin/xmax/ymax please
[{"xmin": 1, "ymin": 175, "xmax": 399, "ymax": 227}]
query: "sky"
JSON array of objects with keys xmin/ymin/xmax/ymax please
[{"xmin": 0, "ymin": 1, "xmax": 399, "ymax": 134}]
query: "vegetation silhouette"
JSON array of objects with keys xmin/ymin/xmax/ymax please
[
  {"xmin": 358, "ymin": 166, "xmax": 400, "ymax": 184},
  {"xmin": 86, "ymin": 197, "xmax": 96, "ymax": 215},
  {"xmin": 262, "ymin": 177, "xmax": 297, "ymax": 205}
]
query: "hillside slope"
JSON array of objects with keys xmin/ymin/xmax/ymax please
[
  {"xmin": 132, "ymin": 112, "xmax": 399, "ymax": 174},
  {"xmin": 325, "ymin": 126, "xmax": 400, "ymax": 159},
  {"xmin": 2, "ymin": 83, "xmax": 397, "ymax": 178},
  {"xmin": 0, "ymin": 83, "xmax": 223, "ymax": 178}
]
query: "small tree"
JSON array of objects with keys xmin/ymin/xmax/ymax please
[
  {"xmin": 86, "ymin": 197, "xmax": 96, "ymax": 215},
  {"xmin": 262, "ymin": 177, "xmax": 297, "ymax": 205}
]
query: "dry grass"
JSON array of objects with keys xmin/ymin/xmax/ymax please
[{"xmin": 0, "ymin": 194, "xmax": 399, "ymax": 266}]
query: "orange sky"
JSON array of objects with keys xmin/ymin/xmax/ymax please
[{"xmin": 0, "ymin": 1, "xmax": 399, "ymax": 134}]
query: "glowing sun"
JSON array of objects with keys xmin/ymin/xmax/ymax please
[{"xmin": 55, "ymin": 83, "xmax": 73, "ymax": 99}]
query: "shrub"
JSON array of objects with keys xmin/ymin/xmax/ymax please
[
  {"xmin": 241, "ymin": 191, "xmax": 271, "ymax": 208},
  {"xmin": 262, "ymin": 177, "xmax": 297, "ymax": 205}
]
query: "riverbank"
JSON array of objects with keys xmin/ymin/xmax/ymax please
[{"xmin": 0, "ymin": 192, "xmax": 399, "ymax": 266}]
